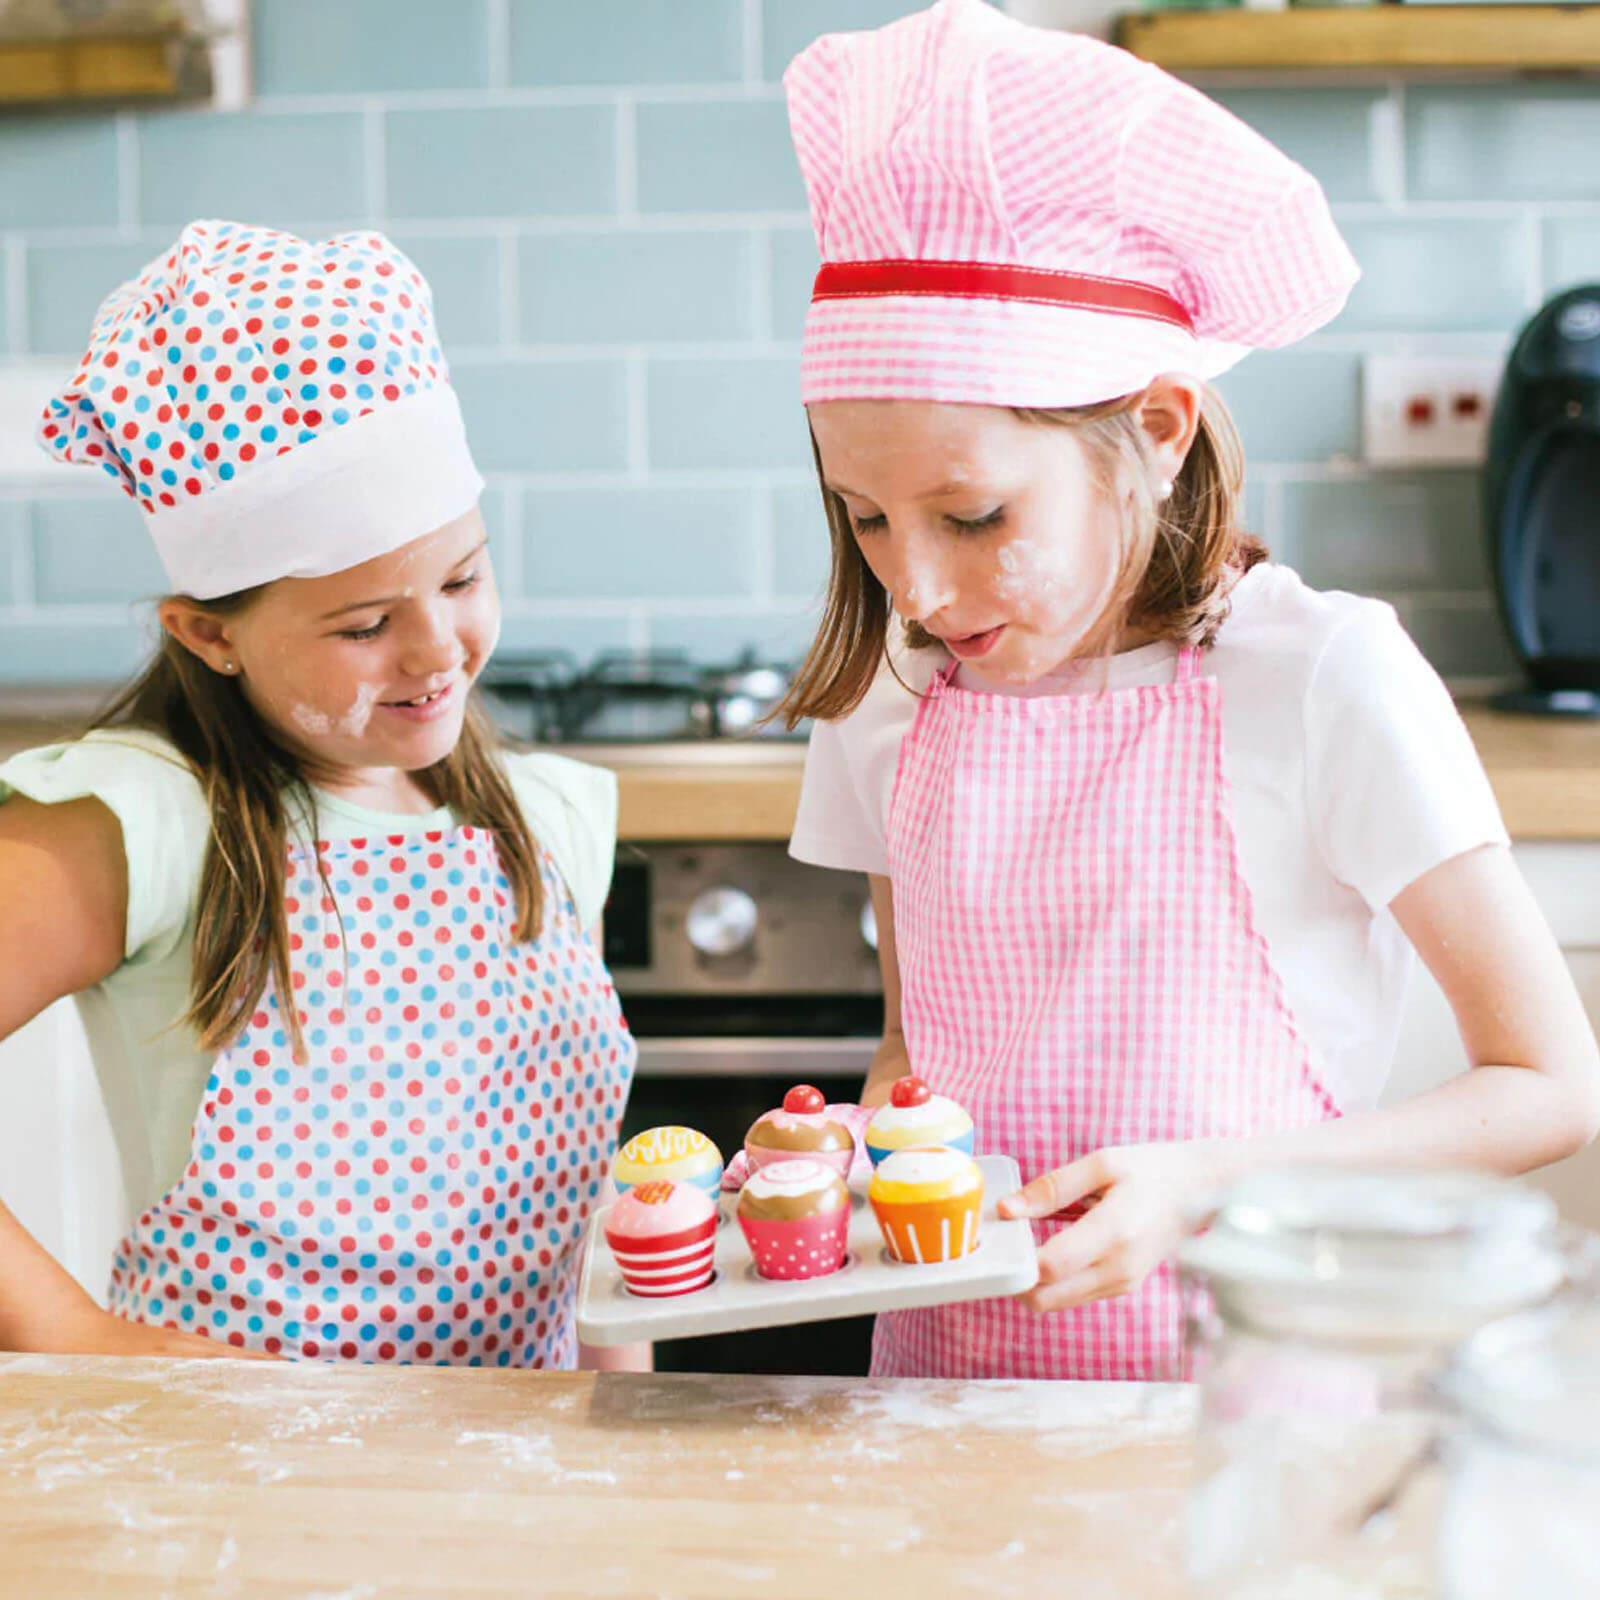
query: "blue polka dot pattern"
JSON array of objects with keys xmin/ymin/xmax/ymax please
[
  {"xmin": 37, "ymin": 219, "xmax": 447, "ymax": 519},
  {"xmin": 106, "ymin": 826, "xmax": 637, "ymax": 1369}
]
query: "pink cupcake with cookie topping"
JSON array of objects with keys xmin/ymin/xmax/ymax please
[
  {"xmin": 604, "ymin": 1179, "xmax": 718, "ymax": 1297},
  {"xmin": 736, "ymin": 1158, "xmax": 851, "ymax": 1280},
  {"xmin": 744, "ymin": 1084, "xmax": 855, "ymax": 1180}
]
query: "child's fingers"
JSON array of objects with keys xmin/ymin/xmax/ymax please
[
  {"xmin": 1016, "ymin": 1256, "xmax": 1130, "ymax": 1314},
  {"xmin": 1029, "ymin": 1188, "xmax": 1135, "ymax": 1287},
  {"xmin": 997, "ymin": 1150, "xmax": 1109, "ymax": 1221}
]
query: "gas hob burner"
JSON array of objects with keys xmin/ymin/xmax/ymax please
[{"xmin": 478, "ymin": 649, "xmax": 805, "ymax": 744}]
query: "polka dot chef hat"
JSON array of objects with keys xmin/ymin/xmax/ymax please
[
  {"xmin": 785, "ymin": 0, "xmax": 1361, "ymax": 408},
  {"xmin": 37, "ymin": 219, "xmax": 483, "ymax": 601}
]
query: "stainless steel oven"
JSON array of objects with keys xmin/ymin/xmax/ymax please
[
  {"xmin": 484, "ymin": 649, "xmax": 889, "ymax": 1373},
  {"xmin": 602, "ymin": 838, "xmax": 884, "ymax": 1376}
]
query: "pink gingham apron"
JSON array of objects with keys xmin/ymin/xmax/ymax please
[
  {"xmin": 873, "ymin": 645, "xmax": 1341, "ymax": 1381},
  {"xmin": 107, "ymin": 827, "xmax": 635, "ymax": 1367}
]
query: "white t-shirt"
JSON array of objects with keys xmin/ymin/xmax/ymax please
[
  {"xmin": 0, "ymin": 731, "xmax": 619, "ymax": 1222},
  {"xmin": 790, "ymin": 564, "xmax": 1509, "ymax": 1113}
]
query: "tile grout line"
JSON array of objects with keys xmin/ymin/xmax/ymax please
[
  {"xmin": 499, "ymin": 227, "xmax": 520, "ymax": 346},
  {"xmin": 616, "ymin": 97, "xmax": 638, "ymax": 220},
  {"xmin": 485, "ymin": 0, "xmax": 510, "ymax": 92},
  {"xmin": 742, "ymin": 0, "xmax": 763, "ymax": 85},
  {"xmin": 748, "ymin": 228, "xmax": 773, "ymax": 342},
  {"xmin": 115, "ymin": 113, "xmax": 140, "ymax": 234},
  {"xmin": 750, "ymin": 483, "xmax": 776, "ymax": 604}
]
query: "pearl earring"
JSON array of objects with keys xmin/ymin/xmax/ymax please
[
  {"xmin": 1157, "ymin": 479, "xmax": 1174, "ymax": 501},
  {"xmin": 222, "ymin": 660, "xmax": 236, "ymax": 674}
]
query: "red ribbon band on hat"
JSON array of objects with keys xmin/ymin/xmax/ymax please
[{"xmin": 811, "ymin": 259, "xmax": 1195, "ymax": 333}]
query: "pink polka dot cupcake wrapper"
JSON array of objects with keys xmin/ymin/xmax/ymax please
[{"xmin": 737, "ymin": 1208, "xmax": 850, "ymax": 1281}]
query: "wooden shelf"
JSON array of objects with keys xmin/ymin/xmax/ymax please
[
  {"xmin": 1116, "ymin": 6, "xmax": 1600, "ymax": 72},
  {"xmin": 0, "ymin": 30, "xmax": 187, "ymax": 106}
]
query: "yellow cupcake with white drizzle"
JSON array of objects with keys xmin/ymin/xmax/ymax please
[
  {"xmin": 869, "ymin": 1147, "xmax": 984, "ymax": 1264},
  {"xmin": 612, "ymin": 1126, "xmax": 723, "ymax": 1199}
]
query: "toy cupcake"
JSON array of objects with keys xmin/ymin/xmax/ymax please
[
  {"xmin": 736, "ymin": 1158, "xmax": 851, "ymax": 1280},
  {"xmin": 612, "ymin": 1125, "xmax": 724, "ymax": 1199},
  {"xmin": 863, "ymin": 1076, "xmax": 974, "ymax": 1167},
  {"xmin": 744, "ymin": 1084, "xmax": 855, "ymax": 1179},
  {"xmin": 869, "ymin": 1148, "xmax": 984, "ymax": 1265},
  {"xmin": 603, "ymin": 1179, "xmax": 718, "ymax": 1297}
]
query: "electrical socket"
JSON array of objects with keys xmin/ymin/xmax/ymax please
[{"xmin": 1362, "ymin": 354, "xmax": 1505, "ymax": 467}]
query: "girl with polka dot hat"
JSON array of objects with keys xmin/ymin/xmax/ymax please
[
  {"xmin": 780, "ymin": 1, "xmax": 1600, "ymax": 1381},
  {"xmin": 0, "ymin": 220, "xmax": 640, "ymax": 1368}
]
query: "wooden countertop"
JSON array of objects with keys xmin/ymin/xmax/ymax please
[
  {"xmin": 2, "ymin": 700, "xmax": 1598, "ymax": 840},
  {"xmin": 0, "ymin": 1357, "xmax": 1196, "ymax": 1598}
]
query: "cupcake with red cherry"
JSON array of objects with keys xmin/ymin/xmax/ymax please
[
  {"xmin": 864, "ymin": 1076, "xmax": 974, "ymax": 1168},
  {"xmin": 744, "ymin": 1084, "xmax": 855, "ymax": 1180},
  {"xmin": 736, "ymin": 1158, "xmax": 851, "ymax": 1280}
]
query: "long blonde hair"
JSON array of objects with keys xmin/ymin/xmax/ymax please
[
  {"xmin": 95, "ymin": 604, "xmax": 544, "ymax": 1061},
  {"xmin": 780, "ymin": 385, "xmax": 1263, "ymax": 725}
]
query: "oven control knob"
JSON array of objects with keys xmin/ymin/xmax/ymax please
[
  {"xmin": 860, "ymin": 897, "xmax": 879, "ymax": 953},
  {"xmin": 686, "ymin": 886, "xmax": 758, "ymax": 957}
]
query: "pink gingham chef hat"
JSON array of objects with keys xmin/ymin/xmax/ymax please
[
  {"xmin": 37, "ymin": 220, "xmax": 483, "ymax": 600},
  {"xmin": 785, "ymin": 0, "xmax": 1360, "ymax": 407}
]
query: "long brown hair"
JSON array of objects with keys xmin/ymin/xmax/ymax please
[
  {"xmin": 95, "ymin": 604, "xmax": 544, "ymax": 1061},
  {"xmin": 780, "ymin": 384, "xmax": 1264, "ymax": 725}
]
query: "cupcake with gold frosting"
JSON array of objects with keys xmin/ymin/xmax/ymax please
[
  {"xmin": 612, "ymin": 1125, "xmax": 723, "ymax": 1199},
  {"xmin": 863, "ymin": 1076, "xmax": 974, "ymax": 1167},
  {"xmin": 869, "ymin": 1147, "xmax": 984, "ymax": 1265}
]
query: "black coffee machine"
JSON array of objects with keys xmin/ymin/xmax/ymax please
[{"xmin": 1485, "ymin": 284, "xmax": 1600, "ymax": 715}]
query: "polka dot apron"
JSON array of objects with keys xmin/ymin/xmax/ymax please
[{"xmin": 107, "ymin": 825, "xmax": 636, "ymax": 1367}]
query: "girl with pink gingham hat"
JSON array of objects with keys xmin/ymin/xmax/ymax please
[
  {"xmin": 0, "ymin": 222, "xmax": 642, "ymax": 1371},
  {"xmin": 782, "ymin": 0, "xmax": 1600, "ymax": 1381}
]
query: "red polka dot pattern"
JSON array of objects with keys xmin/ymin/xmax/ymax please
[
  {"xmin": 37, "ymin": 219, "xmax": 448, "ymax": 520},
  {"xmin": 106, "ymin": 827, "xmax": 637, "ymax": 1369}
]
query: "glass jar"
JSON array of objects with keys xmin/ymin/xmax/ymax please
[
  {"xmin": 1178, "ymin": 1168, "xmax": 1568, "ymax": 1600},
  {"xmin": 1438, "ymin": 1282, "xmax": 1600, "ymax": 1598}
]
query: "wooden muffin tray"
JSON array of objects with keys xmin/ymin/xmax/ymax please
[{"xmin": 576, "ymin": 1154, "xmax": 1039, "ymax": 1346}]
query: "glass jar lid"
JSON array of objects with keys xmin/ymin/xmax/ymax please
[
  {"xmin": 1447, "ymin": 1285, "xmax": 1600, "ymax": 1463},
  {"xmin": 1178, "ymin": 1168, "xmax": 1566, "ymax": 1346}
]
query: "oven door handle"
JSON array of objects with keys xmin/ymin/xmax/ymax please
[{"xmin": 632, "ymin": 1037, "xmax": 879, "ymax": 1079}]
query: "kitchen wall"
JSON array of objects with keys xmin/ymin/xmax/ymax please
[{"xmin": 0, "ymin": 0, "xmax": 1595, "ymax": 686}]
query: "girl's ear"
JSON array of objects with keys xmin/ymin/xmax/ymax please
[
  {"xmin": 158, "ymin": 599, "xmax": 241, "ymax": 678},
  {"xmin": 1136, "ymin": 375, "xmax": 1204, "ymax": 487}
]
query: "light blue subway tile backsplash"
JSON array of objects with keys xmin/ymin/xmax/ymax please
[
  {"xmin": 31, "ymin": 495, "xmax": 167, "ymax": 606},
  {"xmin": 522, "ymin": 486, "xmax": 758, "ymax": 600},
  {"xmin": 393, "ymin": 234, "xmax": 505, "ymax": 349},
  {"xmin": 770, "ymin": 228, "xmax": 820, "ymax": 342},
  {"xmin": 1333, "ymin": 219, "xmax": 1531, "ymax": 334},
  {"xmin": 1543, "ymin": 220, "xmax": 1600, "ymax": 298},
  {"xmin": 1403, "ymin": 597, "xmax": 1520, "ymax": 681},
  {"xmin": 23, "ymin": 237, "xmax": 169, "ymax": 358},
  {"xmin": 647, "ymin": 606, "xmax": 820, "ymax": 666},
  {"xmin": 385, "ymin": 107, "xmax": 616, "ymax": 220},
  {"xmin": 519, "ymin": 231, "xmax": 754, "ymax": 344},
  {"xmin": 648, "ymin": 356, "xmax": 809, "ymax": 471},
  {"xmin": 138, "ymin": 111, "xmax": 367, "ymax": 226},
  {"xmin": 1214, "ymin": 352, "xmax": 1362, "ymax": 465},
  {"xmin": 0, "ymin": 503, "xmax": 22, "ymax": 606},
  {"xmin": 636, "ymin": 101, "xmax": 806, "ymax": 213},
  {"xmin": 0, "ymin": 616, "xmax": 156, "ymax": 682},
  {"xmin": 1212, "ymin": 90, "xmax": 1383, "ymax": 204},
  {"xmin": 453, "ymin": 359, "xmax": 629, "ymax": 473},
  {"xmin": 761, "ymin": 0, "xmax": 929, "ymax": 79},
  {"xmin": 492, "ymin": 611, "xmax": 636, "ymax": 666},
  {"xmin": 253, "ymin": 0, "xmax": 490, "ymax": 95},
  {"xmin": 0, "ymin": 10, "xmax": 1586, "ymax": 689},
  {"xmin": 0, "ymin": 119, "xmax": 120, "ymax": 230},
  {"xmin": 1407, "ymin": 86, "xmax": 1600, "ymax": 203},
  {"xmin": 772, "ymin": 483, "xmax": 832, "ymax": 602},
  {"xmin": 509, "ymin": 0, "xmax": 742, "ymax": 86},
  {"xmin": 1275, "ymin": 474, "xmax": 1490, "ymax": 594}
]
